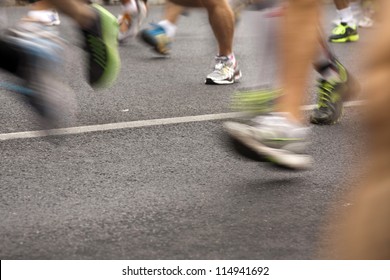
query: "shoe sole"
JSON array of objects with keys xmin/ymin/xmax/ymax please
[
  {"xmin": 309, "ymin": 107, "xmax": 344, "ymax": 125},
  {"xmin": 330, "ymin": 34, "xmax": 359, "ymax": 43},
  {"xmin": 223, "ymin": 121, "xmax": 313, "ymax": 170},
  {"xmin": 90, "ymin": 4, "xmax": 121, "ymax": 88},
  {"xmin": 205, "ymin": 70, "xmax": 242, "ymax": 85}
]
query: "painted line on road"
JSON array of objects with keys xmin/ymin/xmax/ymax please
[{"xmin": 0, "ymin": 100, "xmax": 365, "ymax": 141}]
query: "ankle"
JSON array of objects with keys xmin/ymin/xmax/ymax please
[{"xmin": 158, "ymin": 20, "xmax": 177, "ymax": 38}]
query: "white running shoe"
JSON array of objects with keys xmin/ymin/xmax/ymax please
[
  {"xmin": 118, "ymin": 0, "xmax": 147, "ymax": 43},
  {"xmin": 26, "ymin": 10, "xmax": 61, "ymax": 26},
  {"xmin": 51, "ymin": 11, "xmax": 61, "ymax": 26},
  {"xmin": 205, "ymin": 56, "xmax": 242, "ymax": 85},
  {"xmin": 224, "ymin": 114, "xmax": 313, "ymax": 170},
  {"xmin": 358, "ymin": 16, "xmax": 374, "ymax": 28}
]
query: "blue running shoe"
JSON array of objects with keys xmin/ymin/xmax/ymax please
[
  {"xmin": 5, "ymin": 21, "xmax": 76, "ymax": 128},
  {"xmin": 139, "ymin": 23, "xmax": 171, "ymax": 55}
]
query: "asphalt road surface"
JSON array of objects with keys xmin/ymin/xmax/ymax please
[{"xmin": 0, "ymin": 4, "xmax": 367, "ymax": 259}]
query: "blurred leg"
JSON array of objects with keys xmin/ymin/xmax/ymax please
[
  {"xmin": 46, "ymin": 0, "xmax": 95, "ymax": 28},
  {"xmin": 325, "ymin": 0, "xmax": 390, "ymax": 259},
  {"xmin": 169, "ymin": 0, "xmax": 234, "ymax": 56},
  {"xmin": 165, "ymin": 1, "xmax": 184, "ymax": 25},
  {"xmin": 276, "ymin": 0, "xmax": 321, "ymax": 122}
]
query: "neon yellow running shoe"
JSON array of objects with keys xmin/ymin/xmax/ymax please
[
  {"xmin": 329, "ymin": 22, "xmax": 359, "ymax": 43},
  {"xmin": 82, "ymin": 4, "xmax": 121, "ymax": 88},
  {"xmin": 230, "ymin": 87, "xmax": 281, "ymax": 115}
]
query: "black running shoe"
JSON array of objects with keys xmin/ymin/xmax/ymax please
[
  {"xmin": 310, "ymin": 79, "xmax": 344, "ymax": 125},
  {"xmin": 82, "ymin": 3, "xmax": 120, "ymax": 88},
  {"xmin": 310, "ymin": 60, "xmax": 359, "ymax": 125}
]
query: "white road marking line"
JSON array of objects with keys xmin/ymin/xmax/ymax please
[{"xmin": 0, "ymin": 100, "xmax": 365, "ymax": 141}]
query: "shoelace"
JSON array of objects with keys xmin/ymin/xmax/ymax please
[
  {"xmin": 332, "ymin": 24, "xmax": 347, "ymax": 34},
  {"xmin": 317, "ymin": 80, "xmax": 335, "ymax": 108},
  {"xmin": 214, "ymin": 56, "xmax": 229, "ymax": 71}
]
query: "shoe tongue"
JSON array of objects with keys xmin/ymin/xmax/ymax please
[
  {"xmin": 252, "ymin": 114, "xmax": 309, "ymax": 138},
  {"xmin": 215, "ymin": 55, "xmax": 229, "ymax": 62}
]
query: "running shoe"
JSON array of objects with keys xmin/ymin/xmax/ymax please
[
  {"xmin": 358, "ymin": 16, "xmax": 374, "ymax": 28},
  {"xmin": 81, "ymin": 3, "xmax": 121, "ymax": 88},
  {"xmin": 118, "ymin": 0, "xmax": 147, "ymax": 43},
  {"xmin": 51, "ymin": 11, "xmax": 61, "ymax": 26},
  {"xmin": 26, "ymin": 9, "xmax": 61, "ymax": 26},
  {"xmin": 310, "ymin": 60, "xmax": 359, "ymax": 125},
  {"xmin": 4, "ymin": 21, "xmax": 76, "ymax": 128},
  {"xmin": 205, "ymin": 56, "xmax": 242, "ymax": 85},
  {"xmin": 139, "ymin": 23, "xmax": 171, "ymax": 55},
  {"xmin": 310, "ymin": 79, "xmax": 344, "ymax": 125},
  {"xmin": 230, "ymin": 87, "xmax": 280, "ymax": 115},
  {"xmin": 329, "ymin": 22, "xmax": 359, "ymax": 43},
  {"xmin": 224, "ymin": 113, "xmax": 313, "ymax": 170}
]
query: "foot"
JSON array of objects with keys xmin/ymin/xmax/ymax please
[
  {"xmin": 5, "ymin": 21, "xmax": 75, "ymax": 128},
  {"xmin": 26, "ymin": 10, "xmax": 61, "ymax": 26},
  {"xmin": 310, "ymin": 60, "xmax": 359, "ymax": 125},
  {"xmin": 329, "ymin": 22, "xmax": 359, "ymax": 43},
  {"xmin": 358, "ymin": 16, "xmax": 374, "ymax": 28},
  {"xmin": 118, "ymin": 0, "xmax": 147, "ymax": 43},
  {"xmin": 139, "ymin": 23, "xmax": 171, "ymax": 55},
  {"xmin": 224, "ymin": 114, "xmax": 313, "ymax": 170},
  {"xmin": 205, "ymin": 56, "xmax": 242, "ymax": 85},
  {"xmin": 81, "ymin": 3, "xmax": 121, "ymax": 88}
]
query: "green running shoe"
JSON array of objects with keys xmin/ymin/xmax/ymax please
[
  {"xmin": 329, "ymin": 22, "xmax": 359, "ymax": 43},
  {"xmin": 230, "ymin": 87, "xmax": 281, "ymax": 115},
  {"xmin": 310, "ymin": 79, "xmax": 344, "ymax": 125},
  {"xmin": 82, "ymin": 3, "xmax": 121, "ymax": 88},
  {"xmin": 310, "ymin": 60, "xmax": 360, "ymax": 125}
]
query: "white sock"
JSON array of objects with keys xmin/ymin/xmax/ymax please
[
  {"xmin": 158, "ymin": 20, "xmax": 177, "ymax": 38},
  {"xmin": 27, "ymin": 10, "xmax": 57, "ymax": 23},
  {"xmin": 337, "ymin": 7, "xmax": 355, "ymax": 25},
  {"xmin": 350, "ymin": 2, "xmax": 360, "ymax": 14}
]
